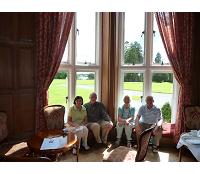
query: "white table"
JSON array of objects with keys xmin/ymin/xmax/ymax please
[{"xmin": 177, "ymin": 132, "xmax": 200, "ymax": 161}]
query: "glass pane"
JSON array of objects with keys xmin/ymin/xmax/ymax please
[
  {"xmin": 61, "ymin": 42, "xmax": 68, "ymax": 63},
  {"xmin": 152, "ymin": 73, "xmax": 173, "ymax": 123},
  {"xmin": 76, "ymin": 72, "xmax": 95, "ymax": 103},
  {"xmin": 76, "ymin": 12, "xmax": 96, "ymax": 65},
  {"xmin": 153, "ymin": 14, "xmax": 170, "ymax": 65},
  {"xmin": 123, "ymin": 12, "xmax": 145, "ymax": 65},
  {"xmin": 122, "ymin": 73, "xmax": 144, "ymax": 113},
  {"xmin": 48, "ymin": 71, "xmax": 68, "ymax": 107}
]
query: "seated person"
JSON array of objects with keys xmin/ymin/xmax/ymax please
[
  {"xmin": 115, "ymin": 95, "xmax": 135, "ymax": 147},
  {"xmin": 67, "ymin": 96, "xmax": 90, "ymax": 153},
  {"xmin": 135, "ymin": 96, "xmax": 163, "ymax": 152},
  {"xmin": 84, "ymin": 92, "xmax": 113, "ymax": 146}
]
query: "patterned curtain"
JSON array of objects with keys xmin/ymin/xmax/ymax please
[
  {"xmin": 155, "ymin": 12, "xmax": 194, "ymax": 142},
  {"xmin": 35, "ymin": 12, "xmax": 74, "ymax": 131}
]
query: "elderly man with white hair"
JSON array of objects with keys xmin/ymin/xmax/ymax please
[
  {"xmin": 135, "ymin": 96, "xmax": 163, "ymax": 152},
  {"xmin": 84, "ymin": 92, "xmax": 113, "ymax": 146}
]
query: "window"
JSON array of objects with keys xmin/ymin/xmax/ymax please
[
  {"xmin": 123, "ymin": 12, "xmax": 145, "ymax": 65},
  {"xmin": 152, "ymin": 73, "xmax": 173, "ymax": 122},
  {"xmin": 122, "ymin": 72, "xmax": 144, "ymax": 114},
  {"xmin": 119, "ymin": 12, "xmax": 178, "ymax": 123},
  {"xmin": 76, "ymin": 12, "xmax": 96, "ymax": 65},
  {"xmin": 152, "ymin": 14, "xmax": 169, "ymax": 65},
  {"xmin": 76, "ymin": 72, "xmax": 96, "ymax": 103},
  {"xmin": 61, "ymin": 42, "xmax": 68, "ymax": 63},
  {"xmin": 48, "ymin": 13, "xmax": 100, "ymax": 122},
  {"xmin": 48, "ymin": 71, "xmax": 68, "ymax": 107}
]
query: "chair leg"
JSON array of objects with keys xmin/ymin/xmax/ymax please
[
  {"xmin": 178, "ymin": 146, "xmax": 182, "ymax": 162},
  {"xmin": 76, "ymin": 141, "xmax": 79, "ymax": 162}
]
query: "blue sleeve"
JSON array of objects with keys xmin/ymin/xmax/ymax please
[
  {"xmin": 118, "ymin": 107, "xmax": 123, "ymax": 117},
  {"xmin": 130, "ymin": 107, "xmax": 135, "ymax": 118}
]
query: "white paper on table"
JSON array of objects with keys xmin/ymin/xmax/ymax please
[{"xmin": 40, "ymin": 136, "xmax": 67, "ymax": 150}]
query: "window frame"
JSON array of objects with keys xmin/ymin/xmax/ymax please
[
  {"xmin": 119, "ymin": 12, "xmax": 178, "ymax": 123},
  {"xmin": 58, "ymin": 12, "xmax": 101, "ymax": 110}
]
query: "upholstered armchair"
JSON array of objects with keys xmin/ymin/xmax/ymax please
[
  {"xmin": 184, "ymin": 105, "xmax": 200, "ymax": 131},
  {"xmin": 178, "ymin": 105, "xmax": 200, "ymax": 161},
  {"xmin": 43, "ymin": 105, "xmax": 65, "ymax": 130}
]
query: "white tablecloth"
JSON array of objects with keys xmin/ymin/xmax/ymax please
[{"xmin": 177, "ymin": 132, "xmax": 200, "ymax": 161}]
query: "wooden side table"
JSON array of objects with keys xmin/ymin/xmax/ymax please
[{"xmin": 27, "ymin": 130, "xmax": 79, "ymax": 161}]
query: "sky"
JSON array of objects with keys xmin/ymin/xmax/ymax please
[
  {"xmin": 62, "ymin": 12, "xmax": 169, "ymax": 64},
  {"xmin": 125, "ymin": 12, "xmax": 169, "ymax": 64}
]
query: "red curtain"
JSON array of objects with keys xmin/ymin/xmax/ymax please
[
  {"xmin": 155, "ymin": 13, "xmax": 194, "ymax": 142},
  {"xmin": 35, "ymin": 12, "xmax": 74, "ymax": 131}
]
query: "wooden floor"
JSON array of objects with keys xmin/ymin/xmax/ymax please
[
  {"xmin": 0, "ymin": 141, "xmax": 197, "ymax": 162},
  {"xmin": 59, "ymin": 144, "xmax": 197, "ymax": 162}
]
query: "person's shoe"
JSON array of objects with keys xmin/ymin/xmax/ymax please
[
  {"xmin": 72, "ymin": 148, "xmax": 77, "ymax": 155},
  {"xmin": 152, "ymin": 145, "xmax": 159, "ymax": 153},
  {"xmin": 115, "ymin": 139, "xmax": 120, "ymax": 146},
  {"xmin": 97, "ymin": 139, "xmax": 102, "ymax": 144},
  {"xmin": 127, "ymin": 141, "xmax": 132, "ymax": 148},
  {"xmin": 82, "ymin": 144, "xmax": 90, "ymax": 150},
  {"xmin": 133, "ymin": 144, "xmax": 137, "ymax": 149},
  {"xmin": 149, "ymin": 137, "xmax": 153, "ymax": 145},
  {"xmin": 102, "ymin": 142, "xmax": 110, "ymax": 148}
]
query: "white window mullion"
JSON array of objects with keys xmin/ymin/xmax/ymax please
[
  {"xmin": 144, "ymin": 12, "xmax": 153, "ymax": 99},
  {"xmin": 69, "ymin": 16, "xmax": 76, "ymax": 104}
]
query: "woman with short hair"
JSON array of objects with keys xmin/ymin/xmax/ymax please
[
  {"xmin": 115, "ymin": 95, "xmax": 135, "ymax": 147},
  {"xmin": 67, "ymin": 96, "xmax": 90, "ymax": 153}
]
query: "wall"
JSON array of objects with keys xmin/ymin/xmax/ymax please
[
  {"xmin": 0, "ymin": 13, "xmax": 36, "ymax": 140},
  {"xmin": 192, "ymin": 13, "xmax": 200, "ymax": 105}
]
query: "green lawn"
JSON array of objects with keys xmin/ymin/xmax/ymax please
[
  {"xmin": 48, "ymin": 79, "xmax": 173, "ymax": 105},
  {"xmin": 48, "ymin": 79, "xmax": 94, "ymax": 106},
  {"xmin": 124, "ymin": 82, "xmax": 173, "ymax": 94}
]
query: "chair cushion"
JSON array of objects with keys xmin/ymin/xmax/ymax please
[
  {"xmin": 103, "ymin": 146, "xmax": 137, "ymax": 162},
  {"xmin": 162, "ymin": 123, "xmax": 175, "ymax": 138},
  {"xmin": 44, "ymin": 105, "xmax": 65, "ymax": 130}
]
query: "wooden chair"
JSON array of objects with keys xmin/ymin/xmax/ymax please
[
  {"xmin": 103, "ymin": 127, "xmax": 154, "ymax": 162},
  {"xmin": 43, "ymin": 105, "xmax": 65, "ymax": 130},
  {"xmin": 179, "ymin": 105, "xmax": 200, "ymax": 161},
  {"xmin": 0, "ymin": 155, "xmax": 51, "ymax": 162}
]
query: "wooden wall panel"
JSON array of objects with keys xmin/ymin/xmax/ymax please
[
  {"xmin": 0, "ymin": 13, "xmax": 36, "ymax": 140},
  {"xmin": 17, "ymin": 48, "xmax": 34, "ymax": 89},
  {"xmin": 14, "ymin": 94, "xmax": 35, "ymax": 134},
  {"xmin": 0, "ymin": 95, "xmax": 14, "ymax": 136},
  {"xmin": 0, "ymin": 13, "xmax": 13, "ymax": 41},
  {"xmin": 0, "ymin": 46, "xmax": 13, "ymax": 89},
  {"xmin": 18, "ymin": 13, "xmax": 34, "ymax": 42}
]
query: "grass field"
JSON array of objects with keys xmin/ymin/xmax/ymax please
[{"xmin": 48, "ymin": 79, "xmax": 173, "ymax": 106}]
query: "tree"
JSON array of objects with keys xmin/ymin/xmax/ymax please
[
  {"xmin": 161, "ymin": 102, "xmax": 171, "ymax": 123},
  {"xmin": 124, "ymin": 41, "xmax": 143, "ymax": 82},
  {"xmin": 124, "ymin": 41, "xmax": 143, "ymax": 65},
  {"xmin": 154, "ymin": 52, "xmax": 162, "ymax": 64},
  {"xmin": 87, "ymin": 73, "xmax": 94, "ymax": 80},
  {"xmin": 54, "ymin": 71, "xmax": 67, "ymax": 79}
]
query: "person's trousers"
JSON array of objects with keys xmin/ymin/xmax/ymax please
[
  {"xmin": 116, "ymin": 122, "xmax": 134, "ymax": 141},
  {"xmin": 74, "ymin": 126, "xmax": 89, "ymax": 148},
  {"xmin": 139, "ymin": 122, "xmax": 163, "ymax": 146},
  {"xmin": 87, "ymin": 120, "xmax": 112, "ymax": 144}
]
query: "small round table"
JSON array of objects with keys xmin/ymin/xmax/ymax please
[{"xmin": 27, "ymin": 130, "xmax": 79, "ymax": 161}]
